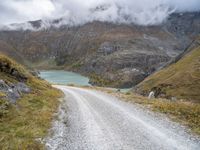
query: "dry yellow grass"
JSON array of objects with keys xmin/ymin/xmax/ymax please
[
  {"xmin": 116, "ymin": 92, "xmax": 200, "ymax": 136},
  {"xmin": 0, "ymin": 54, "xmax": 63, "ymax": 149},
  {"xmin": 136, "ymin": 46, "xmax": 200, "ymax": 102}
]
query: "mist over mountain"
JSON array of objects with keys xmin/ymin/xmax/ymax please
[
  {"xmin": 0, "ymin": 1, "xmax": 199, "ymax": 88},
  {"xmin": 0, "ymin": 0, "xmax": 200, "ymax": 30},
  {"xmin": 0, "ymin": 11, "xmax": 199, "ymax": 87}
]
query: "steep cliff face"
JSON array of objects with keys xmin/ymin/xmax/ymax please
[{"xmin": 0, "ymin": 12, "xmax": 199, "ymax": 88}]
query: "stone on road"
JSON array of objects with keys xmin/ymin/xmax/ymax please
[{"xmin": 45, "ymin": 86, "xmax": 200, "ymax": 150}]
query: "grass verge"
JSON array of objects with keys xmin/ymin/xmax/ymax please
[
  {"xmin": 117, "ymin": 92, "xmax": 200, "ymax": 135},
  {"xmin": 79, "ymin": 85, "xmax": 200, "ymax": 136},
  {"xmin": 0, "ymin": 78, "xmax": 62, "ymax": 149}
]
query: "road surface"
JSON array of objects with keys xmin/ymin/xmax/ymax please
[{"xmin": 45, "ymin": 85, "xmax": 200, "ymax": 150}]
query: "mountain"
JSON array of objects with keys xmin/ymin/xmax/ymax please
[
  {"xmin": 135, "ymin": 36, "xmax": 200, "ymax": 102},
  {"xmin": 0, "ymin": 12, "xmax": 199, "ymax": 88}
]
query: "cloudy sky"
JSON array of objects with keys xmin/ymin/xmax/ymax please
[{"xmin": 0, "ymin": 0, "xmax": 200, "ymax": 26}]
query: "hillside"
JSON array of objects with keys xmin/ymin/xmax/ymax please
[
  {"xmin": 136, "ymin": 37, "xmax": 200, "ymax": 102},
  {"xmin": 0, "ymin": 40, "xmax": 26, "ymax": 65},
  {"xmin": 0, "ymin": 12, "xmax": 199, "ymax": 88},
  {"xmin": 0, "ymin": 54, "xmax": 62, "ymax": 149}
]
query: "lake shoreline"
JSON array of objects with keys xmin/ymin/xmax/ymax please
[{"xmin": 39, "ymin": 70, "xmax": 131, "ymax": 93}]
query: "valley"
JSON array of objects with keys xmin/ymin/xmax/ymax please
[
  {"xmin": 0, "ymin": 7, "xmax": 200, "ymax": 150},
  {"xmin": 0, "ymin": 12, "xmax": 199, "ymax": 88}
]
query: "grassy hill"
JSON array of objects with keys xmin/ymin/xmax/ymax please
[
  {"xmin": 0, "ymin": 54, "xmax": 62, "ymax": 149},
  {"xmin": 136, "ymin": 38, "xmax": 200, "ymax": 102}
]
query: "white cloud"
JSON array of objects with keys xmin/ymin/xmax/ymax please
[
  {"xmin": 0, "ymin": 0, "xmax": 55, "ymax": 24},
  {"xmin": 0, "ymin": 0, "xmax": 200, "ymax": 27}
]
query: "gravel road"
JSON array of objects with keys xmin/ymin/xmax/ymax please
[{"xmin": 45, "ymin": 85, "xmax": 200, "ymax": 150}]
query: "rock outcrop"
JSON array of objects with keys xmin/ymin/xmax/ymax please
[
  {"xmin": 0, "ymin": 55, "xmax": 31, "ymax": 103},
  {"xmin": 0, "ymin": 80, "xmax": 30, "ymax": 103}
]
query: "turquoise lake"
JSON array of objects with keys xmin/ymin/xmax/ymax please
[
  {"xmin": 39, "ymin": 70, "xmax": 131, "ymax": 92},
  {"xmin": 39, "ymin": 70, "xmax": 91, "ymax": 86}
]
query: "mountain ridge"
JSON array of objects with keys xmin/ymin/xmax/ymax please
[{"xmin": 0, "ymin": 12, "xmax": 199, "ymax": 88}]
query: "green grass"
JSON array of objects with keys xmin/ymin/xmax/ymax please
[
  {"xmin": 0, "ymin": 54, "xmax": 63, "ymax": 149},
  {"xmin": 137, "ymin": 46, "xmax": 200, "ymax": 102}
]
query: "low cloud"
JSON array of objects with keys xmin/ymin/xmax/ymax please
[{"xmin": 0, "ymin": 0, "xmax": 200, "ymax": 29}]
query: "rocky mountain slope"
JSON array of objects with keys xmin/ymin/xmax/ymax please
[
  {"xmin": 0, "ymin": 12, "xmax": 199, "ymax": 88},
  {"xmin": 0, "ymin": 54, "xmax": 61, "ymax": 149},
  {"xmin": 135, "ymin": 36, "xmax": 200, "ymax": 102},
  {"xmin": 0, "ymin": 54, "xmax": 31, "ymax": 103}
]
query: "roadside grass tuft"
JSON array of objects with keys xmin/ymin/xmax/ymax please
[
  {"xmin": 119, "ymin": 93, "xmax": 200, "ymax": 135},
  {"xmin": 152, "ymin": 101, "xmax": 200, "ymax": 134}
]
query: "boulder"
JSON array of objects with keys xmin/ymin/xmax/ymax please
[
  {"xmin": 0, "ymin": 80, "xmax": 31, "ymax": 103},
  {"xmin": 16, "ymin": 82, "xmax": 31, "ymax": 93}
]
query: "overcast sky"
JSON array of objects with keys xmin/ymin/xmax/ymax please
[{"xmin": 0, "ymin": 0, "xmax": 200, "ymax": 26}]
